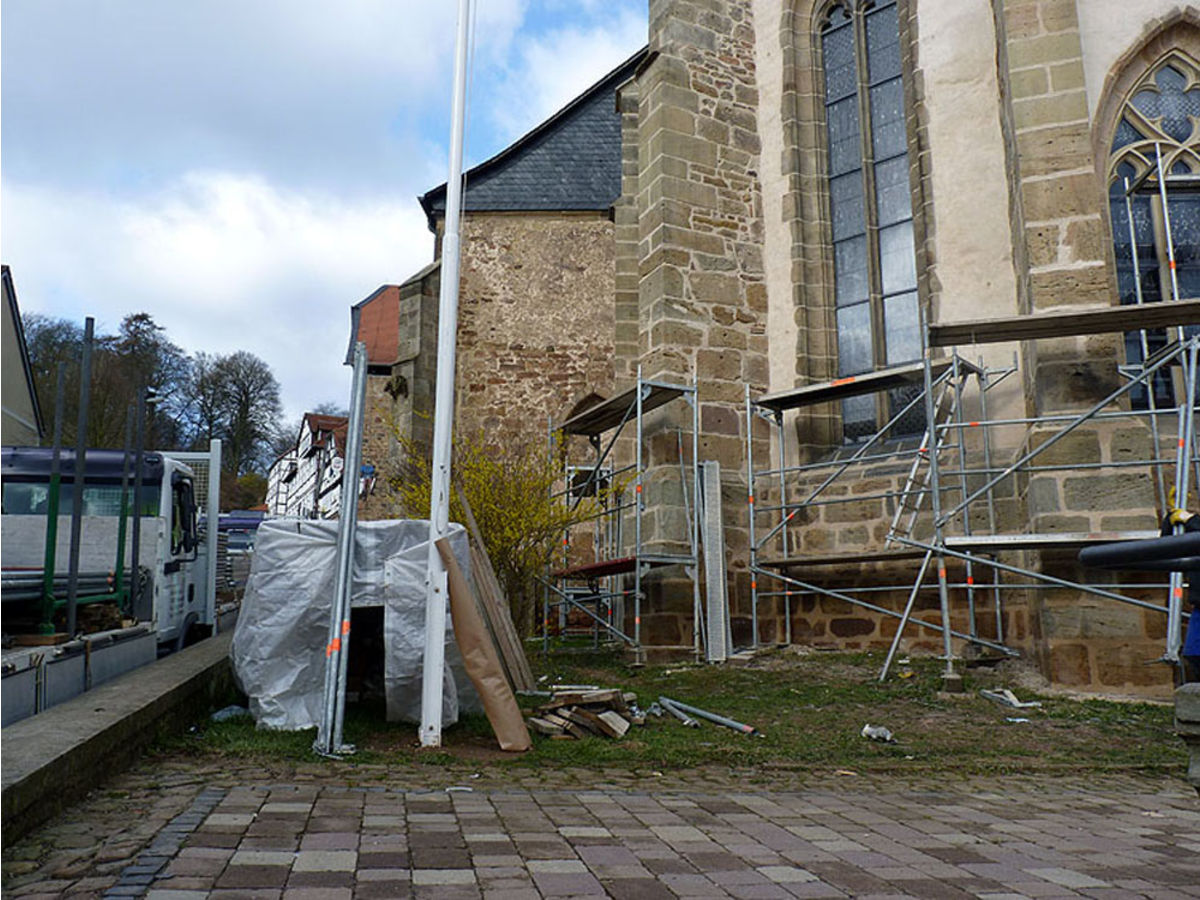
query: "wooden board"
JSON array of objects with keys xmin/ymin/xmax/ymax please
[
  {"xmin": 11, "ymin": 633, "xmax": 71, "ymax": 646},
  {"xmin": 930, "ymin": 298, "xmax": 1200, "ymax": 347},
  {"xmin": 754, "ymin": 359, "xmax": 981, "ymax": 412},
  {"xmin": 558, "ymin": 381, "xmax": 689, "ymax": 436},
  {"xmin": 455, "ymin": 485, "xmax": 535, "ymax": 690},
  {"xmin": 596, "ymin": 710, "xmax": 631, "ymax": 738}
]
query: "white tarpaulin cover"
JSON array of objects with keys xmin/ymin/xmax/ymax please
[{"xmin": 231, "ymin": 518, "xmax": 478, "ymax": 730}]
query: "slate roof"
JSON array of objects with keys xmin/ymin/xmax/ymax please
[{"xmin": 419, "ymin": 48, "xmax": 648, "ymax": 228}]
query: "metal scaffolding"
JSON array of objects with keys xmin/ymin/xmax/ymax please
[
  {"xmin": 543, "ymin": 367, "xmax": 701, "ymax": 663},
  {"xmin": 747, "ymin": 163, "xmax": 1200, "ymax": 682}
]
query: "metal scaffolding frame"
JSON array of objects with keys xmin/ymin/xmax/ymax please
[
  {"xmin": 746, "ymin": 166, "xmax": 1200, "ymax": 682},
  {"xmin": 542, "ymin": 367, "xmax": 701, "ymax": 663}
]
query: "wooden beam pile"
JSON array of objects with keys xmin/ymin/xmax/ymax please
[{"xmin": 526, "ymin": 688, "xmax": 642, "ymax": 740}]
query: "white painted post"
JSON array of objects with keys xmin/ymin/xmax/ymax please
[{"xmin": 420, "ymin": 0, "xmax": 473, "ymax": 748}]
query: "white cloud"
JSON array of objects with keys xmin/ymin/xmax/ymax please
[
  {"xmin": 1, "ymin": 0, "xmax": 526, "ymax": 194},
  {"xmin": 3, "ymin": 173, "xmax": 434, "ymax": 420},
  {"xmin": 0, "ymin": 0, "xmax": 648, "ymax": 431},
  {"xmin": 480, "ymin": 5, "xmax": 647, "ymax": 146}
]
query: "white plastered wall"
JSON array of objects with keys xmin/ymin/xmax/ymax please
[
  {"xmin": 916, "ymin": 0, "xmax": 1025, "ymax": 428},
  {"xmin": 754, "ymin": 0, "xmax": 801, "ymax": 398}
]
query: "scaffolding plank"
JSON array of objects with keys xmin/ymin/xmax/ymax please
[
  {"xmin": 755, "ymin": 359, "xmax": 981, "ymax": 412},
  {"xmin": 553, "ymin": 556, "xmax": 637, "ymax": 579},
  {"xmin": 552, "ymin": 554, "xmax": 692, "ymax": 579},
  {"xmin": 944, "ymin": 531, "xmax": 1160, "ymax": 551},
  {"xmin": 559, "ymin": 381, "xmax": 689, "ymax": 436},
  {"xmin": 930, "ymin": 298, "xmax": 1200, "ymax": 347},
  {"xmin": 760, "ymin": 548, "xmax": 928, "ymax": 568}
]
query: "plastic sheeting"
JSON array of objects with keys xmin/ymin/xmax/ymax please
[{"xmin": 231, "ymin": 518, "xmax": 479, "ymax": 730}]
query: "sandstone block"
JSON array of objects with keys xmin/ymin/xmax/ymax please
[
  {"xmin": 825, "ymin": 498, "xmax": 885, "ymax": 524},
  {"xmin": 1010, "ymin": 66, "xmax": 1049, "ymax": 98},
  {"xmin": 696, "ymin": 348, "xmax": 743, "ymax": 381},
  {"xmin": 689, "ymin": 271, "xmax": 742, "ymax": 306},
  {"xmin": 836, "ymin": 524, "xmax": 870, "ymax": 546},
  {"xmin": 1034, "ymin": 359, "xmax": 1121, "ymax": 413},
  {"xmin": 1049, "ymin": 61, "xmax": 1085, "ymax": 92},
  {"xmin": 1013, "ymin": 89, "xmax": 1087, "ymax": 130},
  {"xmin": 830, "ymin": 617, "xmax": 875, "ymax": 638},
  {"xmin": 1049, "ymin": 642, "xmax": 1091, "ymax": 685},
  {"xmin": 1006, "ymin": 32, "xmax": 1084, "ymax": 69},
  {"xmin": 1041, "ymin": 602, "xmax": 1145, "ymax": 639},
  {"xmin": 1015, "ymin": 123, "xmax": 1092, "ymax": 176},
  {"xmin": 1026, "ymin": 475, "xmax": 1062, "ymax": 513},
  {"xmin": 1026, "ymin": 223, "xmax": 1061, "ymax": 267},
  {"xmin": 1108, "ymin": 427, "xmax": 1154, "ymax": 462},
  {"xmin": 649, "ymin": 320, "xmax": 704, "ymax": 349},
  {"xmin": 1062, "ymin": 472, "xmax": 1154, "ymax": 513},
  {"xmin": 1064, "ymin": 217, "xmax": 1108, "ymax": 263},
  {"xmin": 1040, "ymin": 2, "xmax": 1080, "ymax": 34},
  {"xmin": 1099, "ymin": 514, "xmax": 1157, "ymax": 532},
  {"xmin": 1095, "ymin": 643, "xmax": 1174, "ymax": 687},
  {"xmin": 1022, "ymin": 173, "xmax": 1102, "ymax": 222}
]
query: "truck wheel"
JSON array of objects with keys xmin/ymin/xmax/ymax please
[{"xmin": 175, "ymin": 612, "xmax": 200, "ymax": 652}]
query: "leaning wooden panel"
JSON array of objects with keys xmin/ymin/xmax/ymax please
[
  {"xmin": 455, "ymin": 486, "xmax": 535, "ymax": 690},
  {"xmin": 436, "ymin": 538, "xmax": 531, "ymax": 752}
]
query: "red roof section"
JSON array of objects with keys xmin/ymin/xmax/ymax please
[
  {"xmin": 355, "ymin": 285, "xmax": 400, "ymax": 366},
  {"xmin": 303, "ymin": 413, "xmax": 349, "ymax": 455}
]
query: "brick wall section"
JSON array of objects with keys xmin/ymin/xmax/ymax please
[
  {"xmin": 372, "ymin": 215, "xmax": 615, "ymax": 515},
  {"xmin": 636, "ymin": 0, "xmax": 770, "ymax": 648},
  {"xmin": 454, "ymin": 213, "xmax": 616, "ymax": 448}
]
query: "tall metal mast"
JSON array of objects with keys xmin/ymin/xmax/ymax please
[{"xmin": 420, "ymin": 0, "xmax": 473, "ymax": 748}]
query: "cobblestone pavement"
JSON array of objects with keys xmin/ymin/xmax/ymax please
[{"xmin": 3, "ymin": 757, "xmax": 1199, "ymax": 899}]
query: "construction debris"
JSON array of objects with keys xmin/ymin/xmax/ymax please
[
  {"xmin": 660, "ymin": 697, "xmax": 699, "ymax": 728},
  {"xmin": 980, "ymin": 688, "xmax": 1042, "ymax": 709},
  {"xmin": 659, "ymin": 696, "xmax": 760, "ymax": 736},
  {"xmin": 525, "ymin": 687, "xmax": 641, "ymax": 740},
  {"xmin": 861, "ymin": 723, "xmax": 895, "ymax": 743}
]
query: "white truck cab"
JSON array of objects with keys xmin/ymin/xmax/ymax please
[{"xmin": 0, "ymin": 447, "xmax": 212, "ymax": 645}]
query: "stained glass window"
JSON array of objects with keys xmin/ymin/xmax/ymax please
[
  {"xmin": 1107, "ymin": 54, "xmax": 1200, "ymax": 409},
  {"xmin": 820, "ymin": 0, "xmax": 920, "ymax": 441}
]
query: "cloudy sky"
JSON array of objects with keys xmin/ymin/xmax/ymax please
[{"xmin": 1, "ymin": 0, "xmax": 646, "ymax": 421}]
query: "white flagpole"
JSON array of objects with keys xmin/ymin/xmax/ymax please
[{"xmin": 420, "ymin": 0, "xmax": 472, "ymax": 748}]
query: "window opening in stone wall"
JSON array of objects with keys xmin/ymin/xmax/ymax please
[
  {"xmin": 820, "ymin": 0, "xmax": 920, "ymax": 442},
  {"xmin": 1107, "ymin": 53, "xmax": 1200, "ymax": 408}
]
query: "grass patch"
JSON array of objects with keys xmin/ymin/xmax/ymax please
[{"xmin": 163, "ymin": 648, "xmax": 1185, "ymax": 778}]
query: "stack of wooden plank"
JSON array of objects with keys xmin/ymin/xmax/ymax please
[{"xmin": 526, "ymin": 688, "xmax": 642, "ymax": 740}]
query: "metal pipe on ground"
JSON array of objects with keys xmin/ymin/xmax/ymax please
[
  {"xmin": 658, "ymin": 697, "xmax": 698, "ymax": 728},
  {"xmin": 660, "ymin": 696, "xmax": 759, "ymax": 736}
]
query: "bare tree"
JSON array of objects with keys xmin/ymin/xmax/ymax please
[
  {"xmin": 213, "ymin": 351, "xmax": 282, "ymax": 476},
  {"xmin": 22, "ymin": 312, "xmax": 190, "ymax": 449},
  {"xmin": 183, "ymin": 351, "xmax": 229, "ymax": 446}
]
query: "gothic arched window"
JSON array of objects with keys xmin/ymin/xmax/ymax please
[
  {"xmin": 1108, "ymin": 52, "xmax": 1200, "ymax": 407},
  {"xmin": 820, "ymin": 0, "xmax": 919, "ymax": 440}
]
